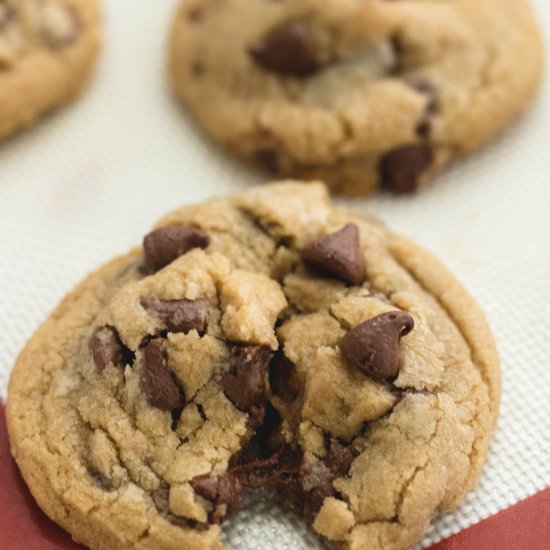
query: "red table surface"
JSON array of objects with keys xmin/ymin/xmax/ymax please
[{"xmin": 1, "ymin": 400, "xmax": 548, "ymax": 550}]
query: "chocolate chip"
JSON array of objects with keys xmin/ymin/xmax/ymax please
[
  {"xmin": 190, "ymin": 476, "xmax": 219, "ymax": 501},
  {"xmin": 340, "ymin": 311, "xmax": 415, "ymax": 380},
  {"xmin": 326, "ymin": 440, "xmax": 354, "ymax": 478},
  {"xmin": 301, "ymin": 224, "xmax": 365, "ymax": 286},
  {"xmin": 222, "ymin": 345, "xmax": 272, "ymax": 428},
  {"xmin": 140, "ymin": 298, "xmax": 209, "ymax": 334},
  {"xmin": 89, "ymin": 327, "xmax": 123, "ymax": 372},
  {"xmin": 380, "ymin": 144, "xmax": 433, "ymax": 194},
  {"xmin": 231, "ymin": 446, "xmax": 302, "ymax": 490},
  {"xmin": 191, "ymin": 474, "xmax": 242, "ymax": 524},
  {"xmin": 152, "ymin": 484, "xmax": 170, "ymax": 514},
  {"xmin": 143, "ymin": 226, "xmax": 210, "ymax": 272},
  {"xmin": 249, "ymin": 19, "xmax": 318, "ymax": 76},
  {"xmin": 141, "ymin": 338, "xmax": 185, "ymax": 411}
]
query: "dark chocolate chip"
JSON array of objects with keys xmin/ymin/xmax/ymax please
[
  {"xmin": 249, "ymin": 19, "xmax": 318, "ymax": 77},
  {"xmin": 89, "ymin": 327, "xmax": 123, "ymax": 372},
  {"xmin": 191, "ymin": 474, "xmax": 242, "ymax": 524},
  {"xmin": 141, "ymin": 338, "xmax": 185, "ymax": 411},
  {"xmin": 222, "ymin": 345, "xmax": 272, "ymax": 426},
  {"xmin": 143, "ymin": 226, "xmax": 210, "ymax": 272},
  {"xmin": 152, "ymin": 484, "xmax": 170, "ymax": 514},
  {"xmin": 301, "ymin": 224, "xmax": 365, "ymax": 286},
  {"xmin": 140, "ymin": 297, "xmax": 209, "ymax": 334},
  {"xmin": 380, "ymin": 144, "xmax": 433, "ymax": 194},
  {"xmin": 340, "ymin": 311, "xmax": 415, "ymax": 380},
  {"xmin": 326, "ymin": 440, "xmax": 354, "ymax": 478}
]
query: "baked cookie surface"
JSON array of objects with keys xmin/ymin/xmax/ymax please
[
  {"xmin": 0, "ymin": 0, "xmax": 100, "ymax": 140},
  {"xmin": 8, "ymin": 182, "xmax": 500, "ymax": 549},
  {"xmin": 169, "ymin": 0, "xmax": 543, "ymax": 195}
]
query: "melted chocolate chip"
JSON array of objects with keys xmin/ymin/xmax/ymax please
[
  {"xmin": 249, "ymin": 19, "xmax": 318, "ymax": 76},
  {"xmin": 301, "ymin": 224, "xmax": 365, "ymax": 286},
  {"xmin": 140, "ymin": 298, "xmax": 209, "ymax": 334},
  {"xmin": 143, "ymin": 226, "xmax": 210, "ymax": 272},
  {"xmin": 380, "ymin": 144, "xmax": 434, "ymax": 194},
  {"xmin": 152, "ymin": 484, "xmax": 170, "ymax": 514},
  {"xmin": 191, "ymin": 473, "xmax": 242, "ymax": 524},
  {"xmin": 340, "ymin": 311, "xmax": 415, "ymax": 380},
  {"xmin": 141, "ymin": 338, "xmax": 185, "ymax": 411},
  {"xmin": 222, "ymin": 345, "xmax": 272, "ymax": 427},
  {"xmin": 190, "ymin": 476, "xmax": 219, "ymax": 501},
  {"xmin": 326, "ymin": 440, "xmax": 354, "ymax": 478},
  {"xmin": 89, "ymin": 327, "xmax": 123, "ymax": 372},
  {"xmin": 231, "ymin": 446, "xmax": 302, "ymax": 490}
]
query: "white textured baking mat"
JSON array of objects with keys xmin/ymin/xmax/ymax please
[{"xmin": 0, "ymin": 1, "xmax": 549, "ymax": 548}]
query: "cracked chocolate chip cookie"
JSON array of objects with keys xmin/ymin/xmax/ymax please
[
  {"xmin": 169, "ymin": 0, "xmax": 542, "ymax": 195},
  {"xmin": 7, "ymin": 182, "xmax": 500, "ymax": 549},
  {"xmin": 0, "ymin": 0, "xmax": 100, "ymax": 140}
]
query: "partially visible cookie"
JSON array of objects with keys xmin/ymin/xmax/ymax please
[
  {"xmin": 169, "ymin": 0, "xmax": 543, "ymax": 195},
  {"xmin": 8, "ymin": 182, "xmax": 500, "ymax": 549},
  {"xmin": 0, "ymin": 0, "xmax": 100, "ymax": 140}
]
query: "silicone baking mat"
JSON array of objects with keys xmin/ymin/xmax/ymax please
[{"xmin": 0, "ymin": 1, "xmax": 548, "ymax": 548}]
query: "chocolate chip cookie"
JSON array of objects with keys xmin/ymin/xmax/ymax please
[
  {"xmin": 169, "ymin": 0, "xmax": 542, "ymax": 195},
  {"xmin": 0, "ymin": 0, "xmax": 100, "ymax": 140},
  {"xmin": 7, "ymin": 182, "xmax": 500, "ymax": 549}
]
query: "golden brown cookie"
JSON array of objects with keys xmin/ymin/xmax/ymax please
[
  {"xmin": 8, "ymin": 182, "xmax": 500, "ymax": 549},
  {"xmin": 0, "ymin": 0, "xmax": 101, "ymax": 140},
  {"xmin": 169, "ymin": 0, "xmax": 542, "ymax": 195}
]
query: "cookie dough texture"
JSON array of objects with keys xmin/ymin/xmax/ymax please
[
  {"xmin": 0, "ymin": 0, "xmax": 101, "ymax": 140},
  {"xmin": 169, "ymin": 0, "xmax": 543, "ymax": 195},
  {"xmin": 8, "ymin": 182, "xmax": 500, "ymax": 550}
]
